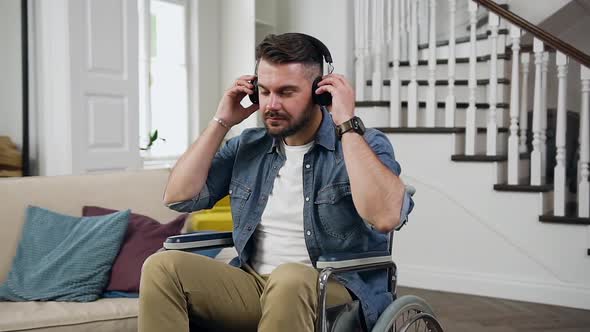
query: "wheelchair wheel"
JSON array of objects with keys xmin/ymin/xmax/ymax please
[{"xmin": 371, "ymin": 295, "xmax": 443, "ymax": 332}]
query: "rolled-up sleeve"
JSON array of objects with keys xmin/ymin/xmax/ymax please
[
  {"xmin": 366, "ymin": 129, "xmax": 415, "ymax": 228},
  {"xmin": 166, "ymin": 136, "xmax": 240, "ymax": 213}
]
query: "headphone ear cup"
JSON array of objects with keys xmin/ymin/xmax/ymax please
[
  {"xmin": 249, "ymin": 77, "xmax": 259, "ymax": 104},
  {"xmin": 312, "ymin": 77, "xmax": 332, "ymax": 106}
]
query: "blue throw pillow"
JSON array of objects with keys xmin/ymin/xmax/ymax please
[{"xmin": 0, "ymin": 206, "xmax": 130, "ymax": 302}]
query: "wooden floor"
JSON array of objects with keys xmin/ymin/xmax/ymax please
[{"xmin": 397, "ymin": 287, "xmax": 590, "ymax": 332}]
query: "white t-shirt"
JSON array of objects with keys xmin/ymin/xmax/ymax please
[{"xmin": 250, "ymin": 140, "xmax": 314, "ymax": 275}]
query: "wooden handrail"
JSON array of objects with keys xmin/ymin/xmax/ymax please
[{"xmin": 474, "ymin": 0, "xmax": 590, "ymax": 68}]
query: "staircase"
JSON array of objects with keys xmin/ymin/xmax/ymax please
[{"xmin": 353, "ymin": 0, "xmax": 590, "ymax": 310}]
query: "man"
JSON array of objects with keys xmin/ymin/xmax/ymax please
[{"xmin": 138, "ymin": 33, "xmax": 413, "ymax": 332}]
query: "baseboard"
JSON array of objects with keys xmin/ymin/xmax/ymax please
[{"xmin": 398, "ymin": 264, "xmax": 590, "ymax": 310}]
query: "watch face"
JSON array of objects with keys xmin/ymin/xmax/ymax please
[{"xmin": 353, "ymin": 117, "xmax": 365, "ymax": 133}]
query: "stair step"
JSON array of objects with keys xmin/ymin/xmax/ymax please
[
  {"xmin": 355, "ymin": 100, "xmax": 510, "ymax": 110},
  {"xmin": 366, "ymin": 78, "xmax": 510, "ymax": 86},
  {"xmin": 493, "ymin": 179, "xmax": 553, "ymax": 193},
  {"xmin": 402, "ymin": 101, "xmax": 509, "ymax": 109},
  {"xmin": 392, "ymin": 54, "xmax": 511, "ymax": 67},
  {"xmin": 355, "ymin": 101, "xmax": 509, "ymax": 109},
  {"xmin": 539, "ymin": 203, "xmax": 590, "ymax": 225},
  {"xmin": 520, "ymin": 152, "xmax": 531, "ymax": 159},
  {"xmin": 467, "ymin": 4, "xmax": 510, "ymax": 31},
  {"xmin": 510, "ymin": 43, "xmax": 557, "ymax": 55},
  {"xmin": 418, "ymin": 30, "xmax": 508, "ymax": 60},
  {"xmin": 451, "ymin": 154, "xmax": 508, "ymax": 162},
  {"xmin": 355, "ymin": 101, "xmax": 511, "ymax": 128},
  {"xmin": 356, "ymin": 101, "xmax": 389, "ymax": 107},
  {"xmin": 417, "ymin": 29, "xmax": 509, "ymax": 50},
  {"xmin": 377, "ymin": 127, "xmax": 509, "ymax": 134}
]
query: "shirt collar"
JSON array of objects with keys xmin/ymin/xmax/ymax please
[{"xmin": 266, "ymin": 106, "xmax": 336, "ymax": 154}]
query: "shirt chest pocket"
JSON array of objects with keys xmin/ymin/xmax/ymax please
[
  {"xmin": 229, "ymin": 180, "xmax": 251, "ymax": 227},
  {"xmin": 314, "ymin": 182, "xmax": 362, "ymax": 240}
]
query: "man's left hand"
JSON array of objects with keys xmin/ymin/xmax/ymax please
[{"xmin": 315, "ymin": 74, "xmax": 356, "ymax": 125}]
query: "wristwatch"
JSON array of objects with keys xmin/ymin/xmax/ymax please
[{"xmin": 336, "ymin": 116, "xmax": 366, "ymax": 138}]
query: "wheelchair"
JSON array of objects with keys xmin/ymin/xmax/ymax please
[{"xmin": 164, "ymin": 186, "xmax": 444, "ymax": 332}]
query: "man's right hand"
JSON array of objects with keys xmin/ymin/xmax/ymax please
[{"xmin": 214, "ymin": 75, "xmax": 259, "ymax": 128}]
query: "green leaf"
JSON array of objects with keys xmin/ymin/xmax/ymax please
[{"xmin": 150, "ymin": 130, "xmax": 158, "ymax": 142}]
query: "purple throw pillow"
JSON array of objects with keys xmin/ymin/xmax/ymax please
[{"xmin": 82, "ymin": 206, "xmax": 186, "ymax": 293}]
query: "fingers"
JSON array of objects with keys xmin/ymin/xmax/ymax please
[
  {"xmin": 228, "ymin": 85, "xmax": 254, "ymax": 97},
  {"xmin": 315, "ymin": 74, "xmax": 352, "ymax": 95},
  {"xmin": 232, "ymin": 75, "xmax": 256, "ymax": 89}
]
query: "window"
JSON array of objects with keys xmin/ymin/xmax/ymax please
[{"xmin": 139, "ymin": 0, "xmax": 190, "ymax": 165}]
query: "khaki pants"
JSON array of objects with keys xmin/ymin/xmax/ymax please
[{"xmin": 138, "ymin": 250, "xmax": 352, "ymax": 332}]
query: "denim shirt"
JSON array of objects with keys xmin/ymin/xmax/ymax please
[{"xmin": 169, "ymin": 108, "xmax": 414, "ymax": 329}]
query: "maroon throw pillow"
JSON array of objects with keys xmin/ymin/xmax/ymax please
[{"xmin": 82, "ymin": 206, "xmax": 186, "ymax": 293}]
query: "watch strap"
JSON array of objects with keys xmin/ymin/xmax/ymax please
[{"xmin": 336, "ymin": 119, "xmax": 355, "ymax": 137}]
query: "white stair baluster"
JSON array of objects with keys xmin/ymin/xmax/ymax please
[
  {"xmin": 386, "ymin": 0, "xmax": 392, "ymax": 60},
  {"xmin": 400, "ymin": 0, "xmax": 408, "ymax": 61},
  {"xmin": 579, "ymin": 65, "xmax": 590, "ymax": 217},
  {"xmin": 407, "ymin": 0, "xmax": 418, "ymax": 127},
  {"xmin": 418, "ymin": 0, "xmax": 428, "ymax": 45},
  {"xmin": 507, "ymin": 25, "xmax": 521, "ymax": 184},
  {"xmin": 354, "ymin": 0, "xmax": 366, "ymax": 101},
  {"xmin": 554, "ymin": 52, "xmax": 568, "ymax": 216},
  {"xmin": 364, "ymin": 0, "xmax": 370, "ymax": 93},
  {"xmin": 445, "ymin": 0, "xmax": 457, "ymax": 128},
  {"xmin": 425, "ymin": 0, "xmax": 436, "ymax": 127},
  {"xmin": 519, "ymin": 53, "xmax": 530, "ymax": 153},
  {"xmin": 372, "ymin": 0, "xmax": 384, "ymax": 100},
  {"xmin": 487, "ymin": 13, "xmax": 500, "ymax": 155},
  {"xmin": 531, "ymin": 38, "xmax": 544, "ymax": 185},
  {"xmin": 390, "ymin": 0, "xmax": 401, "ymax": 127},
  {"xmin": 540, "ymin": 51, "xmax": 550, "ymax": 182},
  {"xmin": 465, "ymin": 1, "xmax": 478, "ymax": 155}
]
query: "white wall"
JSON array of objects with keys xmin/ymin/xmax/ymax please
[
  {"xmin": 0, "ymin": 0, "xmax": 23, "ymax": 149},
  {"xmin": 390, "ymin": 132, "xmax": 590, "ymax": 310},
  {"xmin": 275, "ymin": 0, "xmax": 355, "ymax": 83},
  {"xmin": 194, "ymin": 0, "xmax": 222, "ymax": 136},
  {"xmin": 193, "ymin": 0, "xmax": 257, "ymax": 136},
  {"xmin": 220, "ymin": 0, "xmax": 257, "ymax": 135},
  {"xmin": 506, "ymin": 0, "xmax": 571, "ymax": 25}
]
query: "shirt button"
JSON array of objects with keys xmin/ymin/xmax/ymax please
[
  {"xmin": 306, "ymin": 230, "xmax": 311, "ymax": 236},
  {"xmin": 305, "ymin": 164, "xmax": 310, "ymax": 169},
  {"xmin": 305, "ymin": 197, "xmax": 310, "ymax": 202},
  {"xmin": 247, "ymin": 225, "xmax": 253, "ymax": 231}
]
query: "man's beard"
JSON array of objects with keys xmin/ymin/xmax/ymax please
[{"xmin": 264, "ymin": 107, "xmax": 315, "ymax": 138}]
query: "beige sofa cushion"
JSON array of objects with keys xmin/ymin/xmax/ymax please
[
  {"xmin": 0, "ymin": 298, "xmax": 137, "ymax": 332},
  {"xmin": 0, "ymin": 169, "xmax": 180, "ymax": 283}
]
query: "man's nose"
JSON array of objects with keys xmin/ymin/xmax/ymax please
[{"xmin": 267, "ymin": 94, "xmax": 281, "ymax": 110}]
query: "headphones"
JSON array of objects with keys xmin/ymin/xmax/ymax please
[{"xmin": 249, "ymin": 33, "xmax": 334, "ymax": 106}]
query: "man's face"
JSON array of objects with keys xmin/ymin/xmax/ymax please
[{"xmin": 256, "ymin": 59, "xmax": 318, "ymax": 138}]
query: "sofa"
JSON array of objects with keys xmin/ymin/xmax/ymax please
[{"xmin": 0, "ymin": 169, "xmax": 235, "ymax": 332}]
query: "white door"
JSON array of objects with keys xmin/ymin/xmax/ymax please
[{"xmin": 68, "ymin": 0, "xmax": 140, "ymax": 173}]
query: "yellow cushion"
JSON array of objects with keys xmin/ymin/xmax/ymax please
[{"xmin": 189, "ymin": 195, "xmax": 233, "ymax": 232}]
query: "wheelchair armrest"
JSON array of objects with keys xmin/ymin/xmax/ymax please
[
  {"xmin": 316, "ymin": 251, "xmax": 393, "ymax": 270},
  {"xmin": 163, "ymin": 231, "xmax": 234, "ymax": 251}
]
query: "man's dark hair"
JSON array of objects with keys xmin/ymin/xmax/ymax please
[{"xmin": 255, "ymin": 33, "xmax": 324, "ymax": 74}]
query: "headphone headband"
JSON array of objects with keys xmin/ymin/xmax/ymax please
[
  {"xmin": 254, "ymin": 33, "xmax": 333, "ymax": 74},
  {"xmin": 250, "ymin": 33, "xmax": 333, "ymax": 106},
  {"xmin": 295, "ymin": 33, "xmax": 333, "ymax": 65}
]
